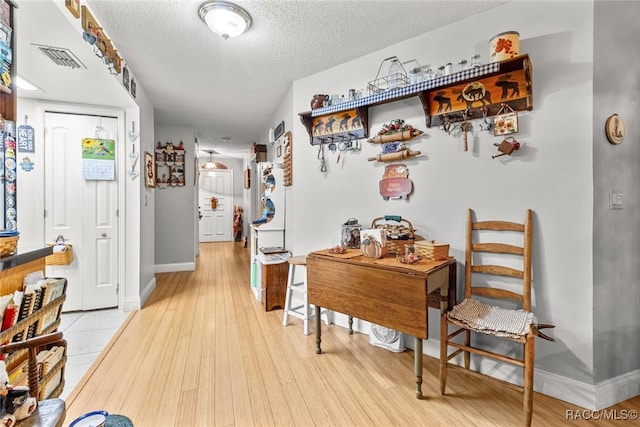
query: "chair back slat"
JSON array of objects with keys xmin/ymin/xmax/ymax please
[
  {"xmin": 473, "ymin": 220, "xmax": 525, "ymax": 232},
  {"xmin": 465, "ymin": 209, "xmax": 532, "ymax": 311},
  {"xmin": 470, "ymin": 286, "xmax": 525, "ymax": 303},
  {"xmin": 472, "ymin": 264, "xmax": 523, "ymax": 278},
  {"xmin": 472, "ymin": 242, "xmax": 523, "ymax": 255}
]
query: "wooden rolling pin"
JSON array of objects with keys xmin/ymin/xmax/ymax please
[
  {"xmin": 367, "ymin": 129, "xmax": 423, "ymax": 144},
  {"xmin": 367, "ymin": 149, "xmax": 421, "ymax": 162}
]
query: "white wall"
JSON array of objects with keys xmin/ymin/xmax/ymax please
[
  {"xmin": 592, "ymin": 1, "xmax": 640, "ymax": 391},
  {"xmin": 154, "ymin": 124, "xmax": 197, "ymax": 270},
  {"xmin": 263, "ymin": 0, "xmax": 606, "ymax": 407}
]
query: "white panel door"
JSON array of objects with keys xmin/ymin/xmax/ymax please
[
  {"xmin": 199, "ymin": 169, "xmax": 232, "ymax": 242},
  {"xmin": 44, "ymin": 112, "xmax": 119, "ymax": 311}
]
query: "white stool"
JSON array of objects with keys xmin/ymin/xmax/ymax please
[{"xmin": 282, "ymin": 255, "xmax": 331, "ymax": 335}]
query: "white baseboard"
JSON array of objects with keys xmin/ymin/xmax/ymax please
[
  {"xmin": 328, "ymin": 315, "xmax": 640, "ymax": 410},
  {"xmin": 155, "ymin": 262, "xmax": 196, "ymax": 273},
  {"xmin": 536, "ymin": 368, "xmax": 640, "ymax": 410},
  {"xmin": 139, "ymin": 276, "xmax": 156, "ymax": 308}
]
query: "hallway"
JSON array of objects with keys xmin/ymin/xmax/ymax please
[{"xmin": 64, "ymin": 242, "xmax": 640, "ymax": 426}]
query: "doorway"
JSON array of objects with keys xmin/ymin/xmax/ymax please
[
  {"xmin": 44, "ymin": 111, "xmax": 120, "ymax": 311},
  {"xmin": 199, "ymin": 169, "xmax": 233, "ymax": 242}
]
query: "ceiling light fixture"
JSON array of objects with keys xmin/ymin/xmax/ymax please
[
  {"xmin": 199, "ymin": 1, "xmax": 252, "ymax": 40},
  {"xmin": 202, "ymin": 150, "xmax": 228, "ymax": 170},
  {"xmin": 16, "ymin": 75, "xmax": 41, "ymax": 91}
]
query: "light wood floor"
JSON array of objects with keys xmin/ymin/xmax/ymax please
[{"xmin": 65, "ymin": 242, "xmax": 639, "ymax": 426}]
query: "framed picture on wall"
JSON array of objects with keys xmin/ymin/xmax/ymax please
[
  {"xmin": 65, "ymin": 0, "xmax": 80, "ymax": 19},
  {"xmin": 123, "ymin": 66, "xmax": 130, "ymax": 91},
  {"xmin": 145, "ymin": 151, "xmax": 155, "ymax": 188},
  {"xmin": 277, "ymin": 144, "xmax": 282, "ymax": 158}
]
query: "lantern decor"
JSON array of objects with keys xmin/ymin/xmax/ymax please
[
  {"xmin": 341, "ymin": 218, "xmax": 362, "ymax": 249},
  {"xmin": 367, "ymin": 119, "xmax": 422, "ymax": 163}
]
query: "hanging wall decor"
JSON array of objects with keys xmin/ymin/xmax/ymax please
[
  {"xmin": 65, "ymin": 0, "xmax": 81, "ymax": 19},
  {"xmin": 82, "ymin": 138, "xmax": 115, "ymax": 180},
  {"xmin": 145, "ymin": 151, "xmax": 155, "ymax": 188},
  {"xmin": 379, "ymin": 163, "xmax": 413, "ymax": 200},
  {"xmin": 493, "ymin": 103, "xmax": 519, "ymax": 136},
  {"xmin": 154, "ymin": 141, "xmax": 185, "ymax": 188},
  {"xmin": 368, "ymin": 119, "xmax": 422, "ymax": 163},
  {"xmin": 605, "ymin": 114, "xmax": 625, "ymax": 145},
  {"xmin": 252, "ymin": 163, "xmax": 276, "ymax": 225},
  {"xmin": 17, "ymin": 116, "xmax": 35, "ymax": 153},
  {"xmin": 492, "ymin": 137, "xmax": 521, "ymax": 159},
  {"xmin": 283, "ymin": 131, "xmax": 292, "ymax": 186}
]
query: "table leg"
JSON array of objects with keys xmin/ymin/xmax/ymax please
[
  {"xmin": 348, "ymin": 316, "xmax": 353, "ymax": 335},
  {"xmin": 414, "ymin": 336, "xmax": 423, "ymax": 399},
  {"xmin": 315, "ymin": 305, "xmax": 322, "ymax": 354}
]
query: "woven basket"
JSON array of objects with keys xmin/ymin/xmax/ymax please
[
  {"xmin": 0, "ymin": 235, "xmax": 19, "ymax": 257},
  {"xmin": 371, "ymin": 216, "xmax": 415, "ymax": 255},
  {"xmin": 415, "ymin": 240, "xmax": 450, "ymax": 261},
  {"xmin": 46, "ymin": 236, "xmax": 73, "ymax": 266}
]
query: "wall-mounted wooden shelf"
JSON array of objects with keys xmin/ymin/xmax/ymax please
[
  {"xmin": 299, "ymin": 55, "xmax": 532, "ymax": 143},
  {"xmin": 299, "ymin": 107, "xmax": 369, "ymax": 146}
]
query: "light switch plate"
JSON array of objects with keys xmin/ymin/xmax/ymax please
[{"xmin": 610, "ymin": 189, "xmax": 623, "ymax": 210}]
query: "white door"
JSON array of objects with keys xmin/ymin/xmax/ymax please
[
  {"xmin": 199, "ymin": 169, "xmax": 232, "ymax": 242},
  {"xmin": 44, "ymin": 112, "xmax": 119, "ymax": 311}
]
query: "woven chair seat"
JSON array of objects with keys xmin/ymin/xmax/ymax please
[{"xmin": 447, "ymin": 298, "xmax": 534, "ymax": 339}]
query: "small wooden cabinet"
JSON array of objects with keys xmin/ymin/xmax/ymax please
[{"xmin": 261, "ymin": 262, "xmax": 288, "ymax": 312}]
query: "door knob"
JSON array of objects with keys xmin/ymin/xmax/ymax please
[{"xmin": 101, "ymin": 233, "xmax": 107, "ymax": 238}]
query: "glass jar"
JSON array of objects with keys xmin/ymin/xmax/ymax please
[
  {"xmin": 408, "ymin": 68, "xmax": 421, "ymax": 85},
  {"xmin": 422, "ymin": 67, "xmax": 433, "ymax": 81},
  {"xmin": 444, "ymin": 63, "xmax": 453, "ymax": 75},
  {"xmin": 404, "ymin": 244, "xmax": 418, "ymax": 263},
  {"xmin": 436, "ymin": 66, "xmax": 445, "ymax": 78},
  {"xmin": 388, "ymin": 59, "xmax": 402, "ymax": 89},
  {"xmin": 458, "ymin": 59, "xmax": 468, "ymax": 72},
  {"xmin": 471, "ymin": 54, "xmax": 482, "ymax": 68}
]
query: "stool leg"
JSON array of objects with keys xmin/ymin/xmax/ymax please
[
  {"xmin": 282, "ymin": 263, "xmax": 295, "ymax": 327},
  {"xmin": 303, "ymin": 273, "xmax": 311, "ymax": 335}
]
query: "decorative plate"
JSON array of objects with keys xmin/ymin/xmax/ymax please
[
  {"xmin": 605, "ymin": 114, "xmax": 625, "ymax": 145},
  {"xmin": 69, "ymin": 410, "xmax": 109, "ymax": 427}
]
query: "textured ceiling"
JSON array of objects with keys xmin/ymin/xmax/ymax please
[{"xmin": 18, "ymin": 0, "xmax": 509, "ymax": 154}]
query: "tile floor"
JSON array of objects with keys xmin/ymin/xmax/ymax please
[{"xmin": 58, "ymin": 308, "xmax": 131, "ymax": 400}]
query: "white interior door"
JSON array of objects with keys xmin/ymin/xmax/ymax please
[
  {"xmin": 44, "ymin": 112, "xmax": 119, "ymax": 311},
  {"xmin": 199, "ymin": 169, "xmax": 232, "ymax": 242}
]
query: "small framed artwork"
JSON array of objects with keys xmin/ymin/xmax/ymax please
[
  {"xmin": 145, "ymin": 151, "xmax": 155, "ymax": 188},
  {"xmin": 277, "ymin": 144, "xmax": 282, "ymax": 158},
  {"xmin": 131, "ymin": 77, "xmax": 137, "ymax": 98},
  {"xmin": 274, "ymin": 120, "xmax": 285, "ymax": 140},
  {"xmin": 123, "ymin": 66, "xmax": 130, "ymax": 91},
  {"xmin": 66, "ymin": 0, "xmax": 80, "ymax": 19}
]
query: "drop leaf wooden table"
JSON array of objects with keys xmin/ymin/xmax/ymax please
[{"xmin": 306, "ymin": 249, "xmax": 456, "ymax": 398}]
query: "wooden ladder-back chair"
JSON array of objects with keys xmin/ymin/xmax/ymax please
[
  {"xmin": 0, "ymin": 332, "xmax": 66, "ymax": 427},
  {"xmin": 439, "ymin": 209, "xmax": 554, "ymax": 427}
]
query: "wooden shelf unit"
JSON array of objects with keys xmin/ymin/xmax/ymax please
[
  {"xmin": 0, "ymin": 247, "xmax": 67, "ymax": 400},
  {"xmin": 299, "ymin": 54, "xmax": 532, "ymax": 143},
  {"xmin": 0, "ymin": 0, "xmax": 17, "ymax": 122}
]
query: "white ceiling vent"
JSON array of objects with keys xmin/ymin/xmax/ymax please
[{"xmin": 32, "ymin": 44, "xmax": 86, "ymax": 69}]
